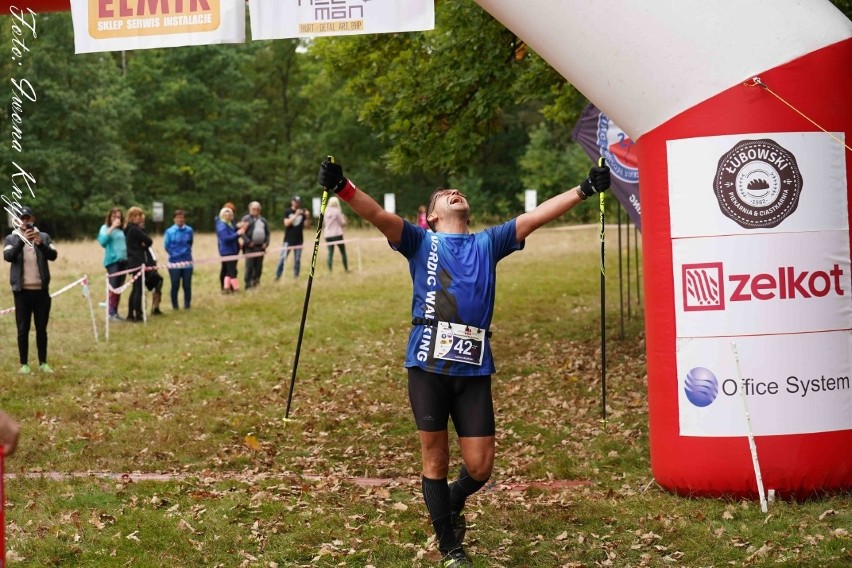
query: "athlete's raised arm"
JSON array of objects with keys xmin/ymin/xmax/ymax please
[
  {"xmin": 318, "ymin": 158, "xmax": 404, "ymax": 246},
  {"xmin": 515, "ymin": 163, "xmax": 610, "ymax": 242}
]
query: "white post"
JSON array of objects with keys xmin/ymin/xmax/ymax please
[
  {"xmin": 82, "ymin": 275, "xmax": 99, "ymax": 343},
  {"xmin": 105, "ymin": 275, "xmax": 110, "ymax": 342},
  {"xmin": 141, "ymin": 267, "xmax": 147, "ymax": 323},
  {"xmin": 731, "ymin": 342, "xmax": 768, "ymax": 513}
]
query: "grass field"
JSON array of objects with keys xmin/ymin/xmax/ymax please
[{"xmin": 0, "ymin": 224, "xmax": 848, "ymax": 567}]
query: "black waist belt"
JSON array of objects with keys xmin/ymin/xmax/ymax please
[{"xmin": 411, "ymin": 317, "xmax": 492, "ymax": 338}]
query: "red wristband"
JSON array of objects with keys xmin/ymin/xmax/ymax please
[{"xmin": 337, "ymin": 179, "xmax": 357, "ymax": 202}]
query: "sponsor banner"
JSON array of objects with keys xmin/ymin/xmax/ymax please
[
  {"xmin": 571, "ymin": 103, "xmax": 641, "ymax": 230},
  {"xmin": 667, "ymin": 132, "xmax": 847, "ymax": 238},
  {"xmin": 673, "ymin": 231, "xmax": 851, "ymax": 337},
  {"xmin": 70, "ymin": 0, "xmax": 245, "ymax": 53},
  {"xmin": 248, "ymin": 0, "xmax": 435, "ymax": 40},
  {"xmin": 677, "ymin": 332, "xmax": 852, "ymax": 436}
]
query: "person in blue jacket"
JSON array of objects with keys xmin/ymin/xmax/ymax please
[
  {"xmin": 163, "ymin": 209, "xmax": 194, "ymax": 310},
  {"xmin": 317, "ymin": 157, "xmax": 610, "ymax": 567},
  {"xmin": 215, "ymin": 206, "xmax": 245, "ymax": 293}
]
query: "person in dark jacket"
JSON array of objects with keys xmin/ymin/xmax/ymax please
[
  {"xmin": 240, "ymin": 201, "xmax": 270, "ymax": 289},
  {"xmin": 124, "ymin": 206, "xmax": 162, "ymax": 320},
  {"xmin": 3, "ymin": 206, "xmax": 58, "ymax": 374}
]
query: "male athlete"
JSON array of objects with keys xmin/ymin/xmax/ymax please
[{"xmin": 318, "ymin": 158, "xmax": 609, "ymax": 566}]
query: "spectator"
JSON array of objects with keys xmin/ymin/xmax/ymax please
[
  {"xmin": 0, "ymin": 410, "xmax": 20, "ymax": 457},
  {"xmin": 163, "ymin": 209, "xmax": 194, "ymax": 310},
  {"xmin": 275, "ymin": 196, "xmax": 311, "ymax": 280},
  {"xmin": 417, "ymin": 204, "xmax": 430, "ymax": 229},
  {"xmin": 4, "ymin": 206, "xmax": 58, "ymax": 374},
  {"xmin": 97, "ymin": 207, "xmax": 128, "ymax": 321},
  {"xmin": 216, "ymin": 207, "xmax": 245, "ymax": 293},
  {"xmin": 324, "ymin": 196, "xmax": 349, "ymax": 272},
  {"xmin": 241, "ymin": 201, "xmax": 270, "ymax": 289},
  {"xmin": 125, "ymin": 206, "xmax": 163, "ymax": 320}
]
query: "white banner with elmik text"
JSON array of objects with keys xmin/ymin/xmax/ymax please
[{"xmin": 70, "ymin": 0, "xmax": 246, "ymax": 54}]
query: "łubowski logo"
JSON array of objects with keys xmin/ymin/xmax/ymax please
[{"xmin": 713, "ymin": 138, "xmax": 803, "ymax": 229}]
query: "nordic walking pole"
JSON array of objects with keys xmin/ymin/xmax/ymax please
[
  {"xmin": 598, "ymin": 156, "xmax": 607, "ymax": 424},
  {"xmin": 283, "ymin": 157, "xmax": 332, "ymax": 421}
]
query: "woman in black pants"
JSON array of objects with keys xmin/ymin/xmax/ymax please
[{"xmin": 124, "ymin": 206, "xmax": 162, "ymax": 320}]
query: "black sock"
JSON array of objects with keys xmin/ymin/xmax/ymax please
[
  {"xmin": 448, "ymin": 465, "xmax": 488, "ymax": 514},
  {"xmin": 421, "ymin": 476, "xmax": 459, "ymax": 554}
]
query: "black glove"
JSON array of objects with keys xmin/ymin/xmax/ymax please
[
  {"xmin": 579, "ymin": 163, "xmax": 611, "ymax": 199},
  {"xmin": 318, "ymin": 159, "xmax": 347, "ymax": 193}
]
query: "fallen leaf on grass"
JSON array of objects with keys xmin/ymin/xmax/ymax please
[
  {"xmin": 245, "ymin": 434, "xmax": 261, "ymax": 451},
  {"xmin": 818, "ymin": 509, "xmax": 836, "ymax": 521}
]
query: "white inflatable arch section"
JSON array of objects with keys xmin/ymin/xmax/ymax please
[{"xmin": 475, "ymin": 0, "xmax": 852, "ymax": 498}]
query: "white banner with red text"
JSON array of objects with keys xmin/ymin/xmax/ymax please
[{"xmin": 668, "ymin": 131, "xmax": 850, "ymax": 437}]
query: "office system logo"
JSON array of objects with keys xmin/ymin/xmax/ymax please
[
  {"xmin": 713, "ymin": 138, "xmax": 803, "ymax": 229},
  {"xmin": 683, "ymin": 262, "xmax": 724, "ymax": 311},
  {"xmin": 684, "ymin": 367, "xmax": 720, "ymax": 407}
]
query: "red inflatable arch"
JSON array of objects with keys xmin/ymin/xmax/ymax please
[{"xmin": 476, "ymin": 0, "xmax": 852, "ymax": 498}]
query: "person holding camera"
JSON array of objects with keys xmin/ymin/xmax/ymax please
[
  {"xmin": 317, "ymin": 157, "xmax": 610, "ymax": 566},
  {"xmin": 97, "ymin": 207, "xmax": 128, "ymax": 321},
  {"xmin": 274, "ymin": 195, "xmax": 311, "ymax": 280},
  {"xmin": 4, "ymin": 206, "xmax": 58, "ymax": 374}
]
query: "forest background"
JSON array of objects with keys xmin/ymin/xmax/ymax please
[{"xmin": 1, "ymin": 0, "xmax": 851, "ymax": 238}]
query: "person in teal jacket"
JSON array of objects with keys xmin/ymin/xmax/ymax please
[
  {"xmin": 97, "ymin": 207, "xmax": 128, "ymax": 321},
  {"xmin": 163, "ymin": 209, "xmax": 194, "ymax": 310}
]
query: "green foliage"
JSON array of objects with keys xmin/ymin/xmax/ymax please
[
  {"xmin": 0, "ymin": 5, "xmax": 585, "ymax": 236},
  {"xmin": 1, "ymin": 14, "xmax": 137, "ymax": 235}
]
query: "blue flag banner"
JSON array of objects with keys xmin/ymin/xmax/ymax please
[{"xmin": 572, "ymin": 103, "xmax": 641, "ymax": 231}]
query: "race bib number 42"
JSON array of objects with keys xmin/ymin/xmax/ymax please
[{"xmin": 434, "ymin": 321, "xmax": 486, "ymax": 366}]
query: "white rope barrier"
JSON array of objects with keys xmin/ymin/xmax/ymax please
[
  {"xmin": 0, "ymin": 275, "xmax": 99, "ymax": 342},
  {"xmin": 100, "ymin": 236, "xmax": 386, "ymax": 339}
]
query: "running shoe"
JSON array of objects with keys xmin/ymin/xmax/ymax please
[{"xmin": 440, "ymin": 547, "xmax": 472, "ymax": 567}]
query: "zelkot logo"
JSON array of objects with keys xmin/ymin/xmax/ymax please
[
  {"xmin": 713, "ymin": 138, "xmax": 803, "ymax": 229},
  {"xmin": 683, "ymin": 262, "xmax": 845, "ymax": 312}
]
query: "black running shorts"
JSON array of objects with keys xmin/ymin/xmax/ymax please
[{"xmin": 407, "ymin": 366, "xmax": 495, "ymax": 437}]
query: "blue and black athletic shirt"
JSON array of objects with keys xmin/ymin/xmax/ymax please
[{"xmin": 392, "ymin": 219, "xmax": 524, "ymax": 376}]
